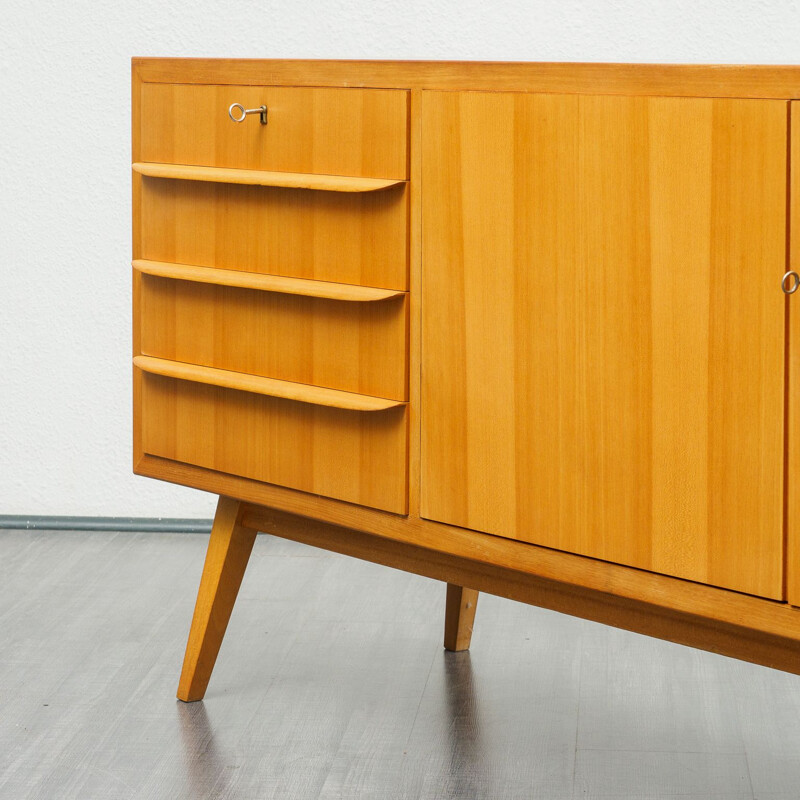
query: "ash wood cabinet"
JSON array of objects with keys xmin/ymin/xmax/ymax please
[{"xmin": 132, "ymin": 59, "xmax": 800, "ymax": 703}]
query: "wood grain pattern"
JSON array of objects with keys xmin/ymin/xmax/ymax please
[
  {"xmin": 443, "ymin": 584, "xmax": 479, "ymax": 652},
  {"xmin": 139, "ymin": 83, "xmax": 408, "ymax": 180},
  {"xmin": 789, "ymin": 102, "xmax": 800, "ymax": 607},
  {"xmin": 177, "ymin": 496, "xmax": 257, "ymax": 702},
  {"xmin": 132, "ymin": 66, "xmax": 144, "ymax": 468},
  {"xmin": 421, "ymin": 91, "xmax": 787, "ymax": 599},
  {"xmin": 133, "ymin": 260, "xmax": 404, "ymax": 302},
  {"xmin": 132, "ymin": 162, "xmax": 404, "ymax": 192},
  {"xmin": 407, "ymin": 89, "xmax": 423, "ymax": 519},
  {"xmin": 134, "ymin": 356, "xmax": 404, "ymax": 411},
  {"xmin": 139, "ymin": 372, "xmax": 408, "ymax": 514},
  {"xmin": 134, "ymin": 58, "xmax": 800, "ymax": 99},
  {"xmin": 139, "ymin": 176, "xmax": 408, "ymax": 290},
  {"xmin": 137, "ymin": 273, "xmax": 407, "ymax": 400}
]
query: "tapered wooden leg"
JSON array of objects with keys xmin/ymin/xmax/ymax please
[
  {"xmin": 444, "ymin": 583, "xmax": 479, "ymax": 651},
  {"xmin": 177, "ymin": 496, "xmax": 257, "ymax": 702}
]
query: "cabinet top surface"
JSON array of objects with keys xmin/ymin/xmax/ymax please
[{"xmin": 133, "ymin": 58, "xmax": 800, "ymax": 98}]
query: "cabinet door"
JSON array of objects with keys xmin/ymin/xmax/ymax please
[
  {"xmin": 421, "ymin": 91, "xmax": 787, "ymax": 599},
  {"xmin": 788, "ymin": 101, "xmax": 800, "ymax": 607}
]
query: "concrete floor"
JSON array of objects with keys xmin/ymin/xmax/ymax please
[{"xmin": 1, "ymin": 527, "xmax": 799, "ymax": 799}]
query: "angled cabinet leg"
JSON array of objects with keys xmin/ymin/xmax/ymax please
[
  {"xmin": 177, "ymin": 496, "xmax": 257, "ymax": 702},
  {"xmin": 444, "ymin": 583, "xmax": 479, "ymax": 652}
]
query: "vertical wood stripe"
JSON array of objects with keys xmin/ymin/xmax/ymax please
[
  {"xmin": 408, "ymin": 89, "xmax": 423, "ymax": 518},
  {"xmin": 789, "ymin": 102, "xmax": 800, "ymax": 607}
]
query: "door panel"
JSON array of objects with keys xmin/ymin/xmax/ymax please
[
  {"xmin": 789, "ymin": 101, "xmax": 800, "ymax": 607},
  {"xmin": 421, "ymin": 91, "xmax": 787, "ymax": 599}
]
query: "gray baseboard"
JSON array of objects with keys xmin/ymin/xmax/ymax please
[{"xmin": 0, "ymin": 516, "xmax": 213, "ymax": 533}]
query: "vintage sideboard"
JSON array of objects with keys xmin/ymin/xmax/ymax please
[{"xmin": 132, "ymin": 59, "xmax": 800, "ymax": 701}]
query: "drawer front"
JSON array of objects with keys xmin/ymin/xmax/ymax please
[
  {"xmin": 139, "ymin": 177, "xmax": 408, "ymax": 290},
  {"xmin": 139, "ymin": 274, "xmax": 408, "ymax": 400},
  {"xmin": 140, "ymin": 372, "xmax": 408, "ymax": 514},
  {"xmin": 139, "ymin": 83, "xmax": 408, "ymax": 180}
]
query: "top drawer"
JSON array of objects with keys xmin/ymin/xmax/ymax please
[{"xmin": 138, "ymin": 83, "xmax": 408, "ymax": 180}]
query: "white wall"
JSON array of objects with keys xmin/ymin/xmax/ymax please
[{"xmin": 2, "ymin": 1, "xmax": 799, "ymax": 518}]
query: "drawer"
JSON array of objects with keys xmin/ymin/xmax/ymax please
[
  {"xmin": 139, "ymin": 83, "xmax": 408, "ymax": 180},
  {"xmin": 139, "ymin": 370, "xmax": 408, "ymax": 514},
  {"xmin": 139, "ymin": 176, "xmax": 408, "ymax": 290},
  {"xmin": 137, "ymin": 267, "xmax": 408, "ymax": 400}
]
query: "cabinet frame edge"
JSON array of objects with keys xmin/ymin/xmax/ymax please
[
  {"xmin": 135, "ymin": 452, "xmax": 800, "ymax": 668},
  {"xmin": 131, "ymin": 57, "xmax": 800, "ymax": 99}
]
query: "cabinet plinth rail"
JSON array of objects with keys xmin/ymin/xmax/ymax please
[
  {"xmin": 133, "ymin": 260, "xmax": 404, "ymax": 302},
  {"xmin": 133, "ymin": 356, "xmax": 404, "ymax": 412},
  {"xmin": 132, "ymin": 162, "xmax": 404, "ymax": 192}
]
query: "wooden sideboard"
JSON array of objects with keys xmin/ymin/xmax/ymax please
[{"xmin": 132, "ymin": 59, "xmax": 800, "ymax": 701}]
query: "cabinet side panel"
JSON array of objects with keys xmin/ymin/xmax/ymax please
[
  {"xmin": 421, "ymin": 91, "xmax": 786, "ymax": 599},
  {"xmin": 132, "ymin": 65, "xmax": 143, "ymax": 466}
]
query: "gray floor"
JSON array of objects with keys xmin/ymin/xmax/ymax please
[{"xmin": 1, "ymin": 530, "xmax": 799, "ymax": 800}]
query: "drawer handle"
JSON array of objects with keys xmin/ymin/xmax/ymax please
[
  {"xmin": 134, "ymin": 356, "xmax": 405, "ymax": 412},
  {"xmin": 134, "ymin": 260, "xmax": 405, "ymax": 302},
  {"xmin": 132, "ymin": 162, "xmax": 404, "ymax": 192},
  {"xmin": 228, "ymin": 103, "xmax": 268, "ymax": 125}
]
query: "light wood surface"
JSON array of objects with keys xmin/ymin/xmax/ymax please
[
  {"xmin": 134, "ymin": 356, "xmax": 404, "ymax": 411},
  {"xmin": 133, "ymin": 260, "xmax": 404, "ymax": 302},
  {"xmin": 407, "ymin": 90, "xmax": 423, "ymax": 519},
  {"xmin": 139, "ymin": 83, "xmax": 408, "ymax": 180},
  {"xmin": 132, "ymin": 67, "xmax": 144, "ymax": 469},
  {"xmin": 421, "ymin": 91, "xmax": 787, "ymax": 599},
  {"xmin": 137, "ymin": 272, "xmax": 407, "ymax": 400},
  {"xmin": 135, "ymin": 58, "xmax": 800, "ymax": 99},
  {"xmin": 133, "ymin": 162, "xmax": 404, "ymax": 193},
  {"xmin": 139, "ymin": 374, "xmax": 408, "ymax": 514},
  {"xmin": 443, "ymin": 584, "xmax": 479, "ymax": 652},
  {"xmin": 177, "ymin": 496, "xmax": 257, "ymax": 702},
  {"xmin": 140, "ymin": 177, "xmax": 408, "ymax": 290},
  {"xmin": 789, "ymin": 102, "xmax": 800, "ymax": 607}
]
